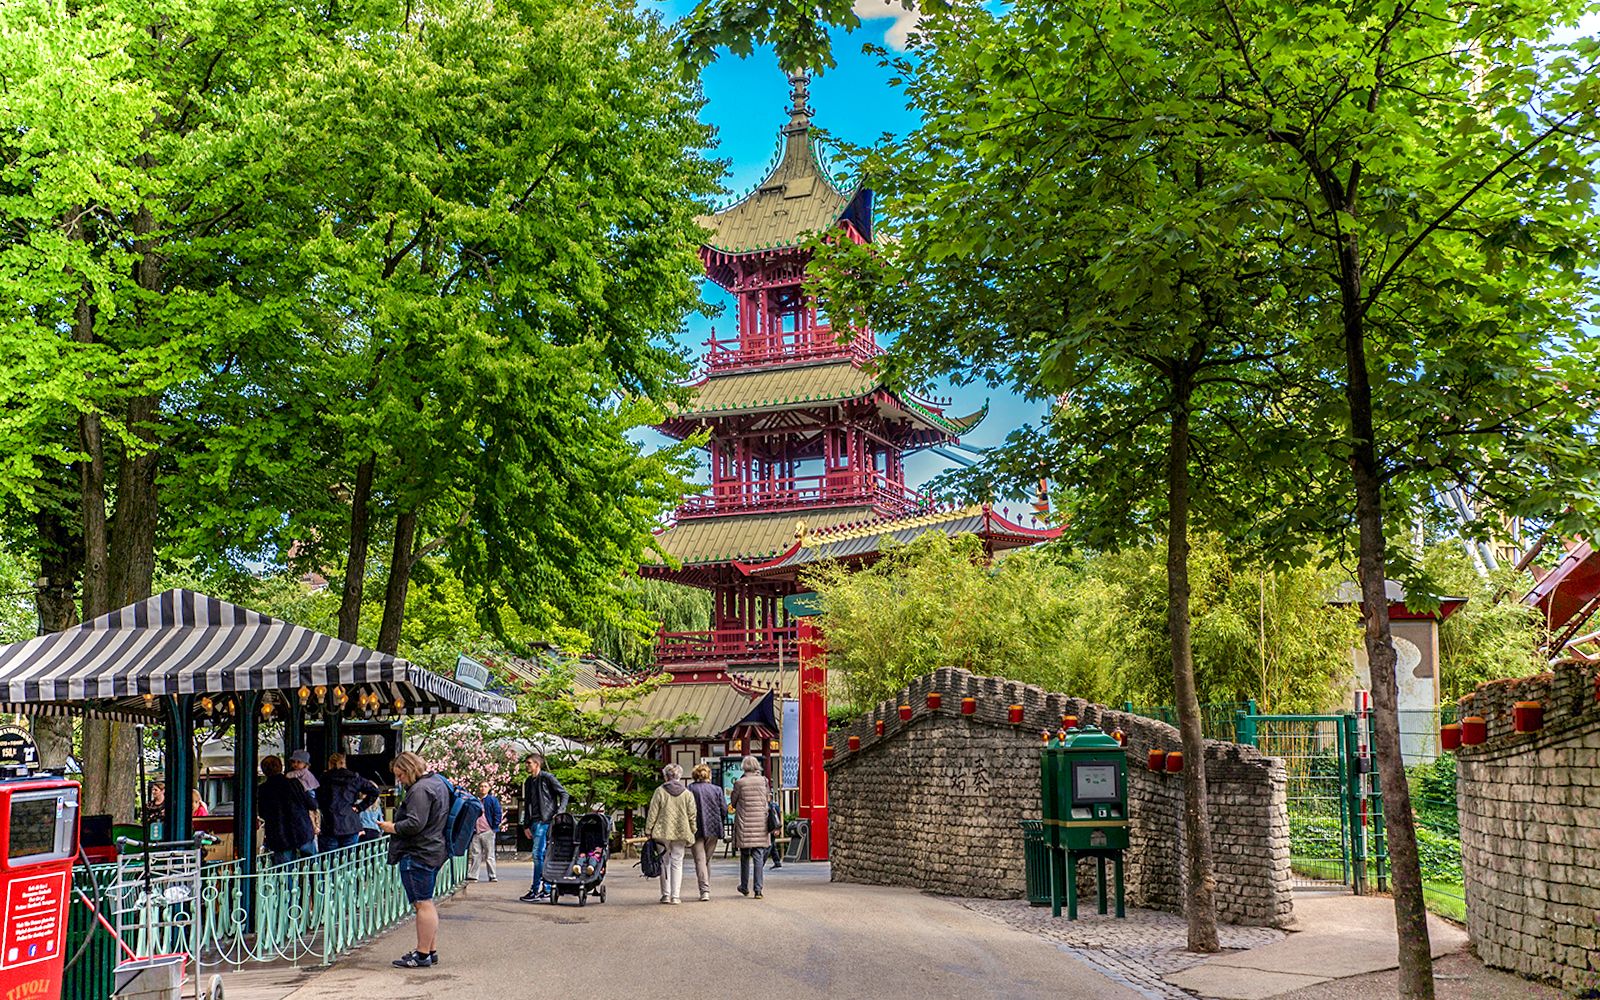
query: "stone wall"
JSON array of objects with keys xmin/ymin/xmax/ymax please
[
  {"xmin": 1455, "ymin": 659, "xmax": 1600, "ymax": 991},
  {"xmin": 825, "ymin": 667, "xmax": 1294, "ymax": 928}
]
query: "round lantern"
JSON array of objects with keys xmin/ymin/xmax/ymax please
[
  {"xmin": 1147, "ymin": 749, "xmax": 1167, "ymax": 771},
  {"xmin": 1461, "ymin": 715, "xmax": 1487, "ymax": 745},
  {"xmin": 899, "ymin": 704, "xmax": 912, "ymax": 722},
  {"xmin": 1062, "ymin": 714, "xmax": 1079, "ymax": 730},
  {"xmin": 847, "ymin": 735, "xmax": 861, "ymax": 751},
  {"xmin": 1111, "ymin": 729, "xmax": 1125, "ymax": 746},
  {"xmin": 1040, "ymin": 730, "xmax": 1051, "ymax": 743},
  {"xmin": 1513, "ymin": 701, "xmax": 1543, "ymax": 733},
  {"xmin": 1165, "ymin": 750, "xmax": 1185, "ymax": 773},
  {"xmin": 1008, "ymin": 704, "xmax": 1024, "ymax": 724},
  {"xmin": 874, "ymin": 719, "xmax": 885, "ymax": 736},
  {"xmin": 823, "ymin": 744, "xmax": 836, "ymax": 761},
  {"xmin": 1439, "ymin": 722, "xmax": 1462, "ymax": 751},
  {"xmin": 927, "ymin": 692, "xmax": 943, "ymax": 711},
  {"xmin": 961, "ymin": 697, "xmax": 977, "ymax": 716}
]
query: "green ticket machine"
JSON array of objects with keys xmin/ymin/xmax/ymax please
[{"xmin": 1039, "ymin": 725, "xmax": 1127, "ymax": 919}]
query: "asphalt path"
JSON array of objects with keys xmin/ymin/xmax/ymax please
[{"xmin": 280, "ymin": 857, "xmax": 1145, "ymax": 1000}]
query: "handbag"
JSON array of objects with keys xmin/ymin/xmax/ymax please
[{"xmin": 766, "ymin": 799, "xmax": 781, "ymax": 834}]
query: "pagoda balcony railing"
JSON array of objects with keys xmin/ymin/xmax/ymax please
[
  {"xmin": 656, "ymin": 625, "xmax": 798, "ymax": 665},
  {"xmin": 677, "ymin": 469, "xmax": 937, "ymax": 519},
  {"xmin": 704, "ymin": 327, "xmax": 882, "ymax": 371}
]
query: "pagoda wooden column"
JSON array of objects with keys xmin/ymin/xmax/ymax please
[{"xmin": 797, "ymin": 617, "xmax": 828, "ymax": 860}]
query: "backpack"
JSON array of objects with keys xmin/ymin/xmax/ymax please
[
  {"xmin": 638, "ymin": 838, "xmax": 662, "ymax": 878},
  {"xmin": 439, "ymin": 777, "xmax": 484, "ymax": 858}
]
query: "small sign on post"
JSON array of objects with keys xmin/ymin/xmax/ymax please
[
  {"xmin": 454, "ymin": 654, "xmax": 490, "ymax": 692},
  {"xmin": 0, "ymin": 727, "xmax": 37, "ymax": 769},
  {"xmin": 782, "ymin": 592, "xmax": 822, "ymax": 618}
]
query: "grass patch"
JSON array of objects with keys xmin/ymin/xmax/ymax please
[{"xmin": 1423, "ymin": 881, "xmax": 1466, "ymax": 923}]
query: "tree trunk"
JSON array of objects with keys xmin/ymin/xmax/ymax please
[
  {"xmin": 107, "ymin": 394, "xmax": 160, "ymax": 608},
  {"xmin": 376, "ymin": 509, "xmax": 418, "ymax": 655},
  {"xmin": 32, "ymin": 508, "xmax": 80, "ymax": 768},
  {"xmin": 337, "ymin": 458, "xmax": 375, "ymax": 643},
  {"xmin": 1167, "ymin": 382, "xmax": 1219, "ymax": 953},
  {"xmin": 1339, "ymin": 235, "xmax": 1434, "ymax": 1000}
]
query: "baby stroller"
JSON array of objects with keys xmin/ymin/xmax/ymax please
[{"xmin": 541, "ymin": 812, "xmax": 610, "ymax": 906}]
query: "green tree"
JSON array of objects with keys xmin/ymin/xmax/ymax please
[{"xmin": 1419, "ymin": 546, "xmax": 1547, "ymax": 700}]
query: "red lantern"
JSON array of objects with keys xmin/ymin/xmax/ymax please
[
  {"xmin": 823, "ymin": 744, "xmax": 836, "ymax": 761},
  {"xmin": 961, "ymin": 697, "xmax": 977, "ymax": 715},
  {"xmin": 899, "ymin": 704, "xmax": 912, "ymax": 721},
  {"xmin": 927, "ymin": 692, "xmax": 943, "ymax": 711},
  {"xmin": 1062, "ymin": 714, "xmax": 1078, "ymax": 730},
  {"xmin": 874, "ymin": 719, "xmax": 885, "ymax": 736},
  {"xmin": 1147, "ymin": 749, "xmax": 1167, "ymax": 771},
  {"xmin": 847, "ymin": 735, "xmax": 861, "ymax": 751},
  {"xmin": 1165, "ymin": 750, "xmax": 1184, "ymax": 773},
  {"xmin": 1440, "ymin": 723, "xmax": 1462, "ymax": 751},
  {"xmin": 1513, "ymin": 701, "xmax": 1543, "ymax": 733},
  {"xmin": 1461, "ymin": 716, "xmax": 1487, "ymax": 745},
  {"xmin": 1008, "ymin": 704, "xmax": 1024, "ymax": 724}
]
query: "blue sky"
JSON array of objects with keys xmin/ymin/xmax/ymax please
[{"xmin": 648, "ymin": 1, "xmax": 1042, "ymax": 496}]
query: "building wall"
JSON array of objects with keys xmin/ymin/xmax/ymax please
[
  {"xmin": 824, "ymin": 667, "xmax": 1294, "ymax": 928},
  {"xmin": 1455, "ymin": 660, "xmax": 1600, "ymax": 991}
]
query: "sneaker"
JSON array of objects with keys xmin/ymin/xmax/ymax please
[
  {"xmin": 699, "ymin": 892, "xmax": 710, "ymax": 902},
  {"xmin": 737, "ymin": 886, "xmax": 749, "ymax": 896},
  {"xmin": 754, "ymin": 891, "xmax": 763, "ymax": 899},
  {"xmin": 488, "ymin": 877, "xmax": 498, "ymax": 883},
  {"xmin": 660, "ymin": 896, "xmax": 671, "ymax": 904},
  {"xmin": 518, "ymin": 890, "xmax": 540, "ymax": 903},
  {"xmin": 466, "ymin": 876, "xmax": 479, "ymax": 882},
  {"xmin": 392, "ymin": 951, "xmax": 436, "ymax": 969}
]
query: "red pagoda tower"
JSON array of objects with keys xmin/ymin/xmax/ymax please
[{"xmin": 639, "ymin": 73, "xmax": 1058, "ymax": 854}]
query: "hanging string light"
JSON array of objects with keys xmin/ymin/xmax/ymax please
[
  {"xmin": 260, "ymin": 697, "xmax": 275, "ymax": 719},
  {"xmin": 298, "ymin": 685, "xmax": 310, "ymax": 704}
]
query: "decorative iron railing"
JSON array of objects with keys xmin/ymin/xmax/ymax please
[
  {"xmin": 656, "ymin": 625, "xmax": 798, "ymax": 665},
  {"xmin": 703, "ymin": 327, "xmax": 882, "ymax": 371},
  {"xmin": 65, "ymin": 837, "xmax": 466, "ymax": 995},
  {"xmin": 677, "ymin": 469, "xmax": 936, "ymax": 519}
]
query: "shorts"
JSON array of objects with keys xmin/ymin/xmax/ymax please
[{"xmin": 397, "ymin": 856, "xmax": 439, "ymax": 904}]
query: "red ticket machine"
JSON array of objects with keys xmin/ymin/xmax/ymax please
[{"xmin": 0, "ymin": 776, "xmax": 80, "ymax": 1000}]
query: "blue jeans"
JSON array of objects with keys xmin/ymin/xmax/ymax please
[
  {"xmin": 324, "ymin": 833, "xmax": 360, "ymax": 851},
  {"xmin": 269, "ymin": 841, "xmax": 315, "ymax": 867},
  {"xmin": 528, "ymin": 823, "xmax": 550, "ymax": 892}
]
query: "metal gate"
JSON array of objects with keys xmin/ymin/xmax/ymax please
[{"xmin": 1234, "ymin": 713, "xmax": 1387, "ymax": 894}]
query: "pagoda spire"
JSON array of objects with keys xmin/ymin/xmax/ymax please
[{"xmin": 783, "ymin": 69, "xmax": 813, "ymax": 136}]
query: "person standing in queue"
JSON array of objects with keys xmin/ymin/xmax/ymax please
[
  {"xmin": 318, "ymin": 752, "xmax": 380, "ymax": 851},
  {"xmin": 731, "ymin": 755, "xmax": 773, "ymax": 898},
  {"xmin": 378, "ymin": 751, "xmax": 450, "ymax": 969},
  {"xmin": 518, "ymin": 752, "xmax": 568, "ymax": 903},
  {"xmin": 257, "ymin": 755, "xmax": 318, "ymax": 866}
]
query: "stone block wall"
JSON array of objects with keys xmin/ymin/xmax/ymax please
[
  {"xmin": 825, "ymin": 667, "xmax": 1294, "ymax": 928},
  {"xmin": 1455, "ymin": 659, "xmax": 1600, "ymax": 991}
]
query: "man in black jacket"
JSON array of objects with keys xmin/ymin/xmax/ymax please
[
  {"xmin": 518, "ymin": 752, "xmax": 568, "ymax": 902},
  {"xmin": 257, "ymin": 755, "xmax": 318, "ymax": 866}
]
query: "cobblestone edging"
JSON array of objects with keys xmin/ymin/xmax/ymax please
[
  {"xmin": 825, "ymin": 667, "xmax": 1294, "ymax": 928},
  {"xmin": 959, "ymin": 897, "xmax": 1285, "ymax": 1000},
  {"xmin": 1455, "ymin": 659, "xmax": 1600, "ymax": 992}
]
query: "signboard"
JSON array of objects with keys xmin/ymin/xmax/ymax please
[
  {"xmin": 782, "ymin": 592, "xmax": 822, "ymax": 618},
  {"xmin": 454, "ymin": 654, "xmax": 490, "ymax": 692},
  {"xmin": 720, "ymin": 756, "xmax": 745, "ymax": 813},
  {"xmin": 780, "ymin": 699, "xmax": 800, "ymax": 789},
  {"xmin": 0, "ymin": 728, "xmax": 37, "ymax": 770}
]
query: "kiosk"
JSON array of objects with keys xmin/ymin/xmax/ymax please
[
  {"xmin": 0, "ymin": 773, "xmax": 80, "ymax": 1000},
  {"xmin": 1040, "ymin": 726, "xmax": 1127, "ymax": 919}
]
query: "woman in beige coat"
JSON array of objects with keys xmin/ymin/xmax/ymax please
[
  {"xmin": 644, "ymin": 763, "xmax": 698, "ymax": 904},
  {"xmin": 730, "ymin": 755, "xmax": 773, "ymax": 898}
]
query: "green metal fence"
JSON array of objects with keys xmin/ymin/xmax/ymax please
[
  {"xmin": 62, "ymin": 839, "xmax": 467, "ymax": 1000},
  {"xmin": 1019, "ymin": 820, "xmax": 1049, "ymax": 907},
  {"xmin": 1123, "ymin": 700, "xmax": 1257, "ymax": 741}
]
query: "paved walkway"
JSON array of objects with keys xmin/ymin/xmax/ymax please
[{"xmin": 269, "ymin": 859, "xmax": 1146, "ymax": 1000}]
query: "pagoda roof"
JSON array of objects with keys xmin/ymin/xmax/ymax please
[
  {"xmin": 644, "ymin": 506, "xmax": 878, "ymax": 569},
  {"xmin": 737, "ymin": 503, "xmax": 1062, "ymax": 579},
  {"xmin": 698, "ymin": 72, "xmax": 866, "ymax": 255},
  {"xmin": 658, "ymin": 360, "xmax": 986, "ymax": 441}
]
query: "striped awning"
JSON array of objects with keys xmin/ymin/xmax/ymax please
[{"xmin": 0, "ymin": 589, "xmax": 515, "ymax": 722}]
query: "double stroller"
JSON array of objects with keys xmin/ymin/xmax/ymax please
[{"xmin": 540, "ymin": 812, "xmax": 610, "ymax": 906}]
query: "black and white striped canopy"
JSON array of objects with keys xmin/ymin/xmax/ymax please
[{"xmin": 0, "ymin": 589, "xmax": 514, "ymax": 722}]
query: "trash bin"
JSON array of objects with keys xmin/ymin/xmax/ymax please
[{"xmin": 1020, "ymin": 820, "xmax": 1049, "ymax": 906}]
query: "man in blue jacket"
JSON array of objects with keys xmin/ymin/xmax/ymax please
[{"xmin": 469, "ymin": 781, "xmax": 503, "ymax": 882}]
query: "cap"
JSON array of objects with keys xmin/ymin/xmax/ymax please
[{"xmin": 289, "ymin": 750, "xmax": 311, "ymax": 764}]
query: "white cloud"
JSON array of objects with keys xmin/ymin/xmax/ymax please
[{"xmin": 853, "ymin": 0, "xmax": 922, "ymax": 50}]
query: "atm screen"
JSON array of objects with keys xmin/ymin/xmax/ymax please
[
  {"xmin": 1072, "ymin": 762, "xmax": 1120, "ymax": 805},
  {"xmin": 8, "ymin": 790, "xmax": 76, "ymax": 864}
]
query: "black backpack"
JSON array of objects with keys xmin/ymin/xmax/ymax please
[
  {"xmin": 440, "ymin": 777, "xmax": 484, "ymax": 858},
  {"xmin": 638, "ymin": 839, "xmax": 662, "ymax": 878}
]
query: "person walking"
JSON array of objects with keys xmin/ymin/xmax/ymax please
[
  {"xmin": 468, "ymin": 781, "xmax": 502, "ymax": 883},
  {"xmin": 318, "ymin": 753, "xmax": 380, "ymax": 851},
  {"xmin": 731, "ymin": 755, "xmax": 773, "ymax": 898},
  {"xmin": 377, "ymin": 751, "xmax": 451, "ymax": 969},
  {"xmin": 257, "ymin": 755, "xmax": 318, "ymax": 866},
  {"xmin": 685, "ymin": 764, "xmax": 725, "ymax": 901},
  {"xmin": 643, "ymin": 764, "xmax": 697, "ymax": 905},
  {"xmin": 518, "ymin": 752, "xmax": 568, "ymax": 903}
]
